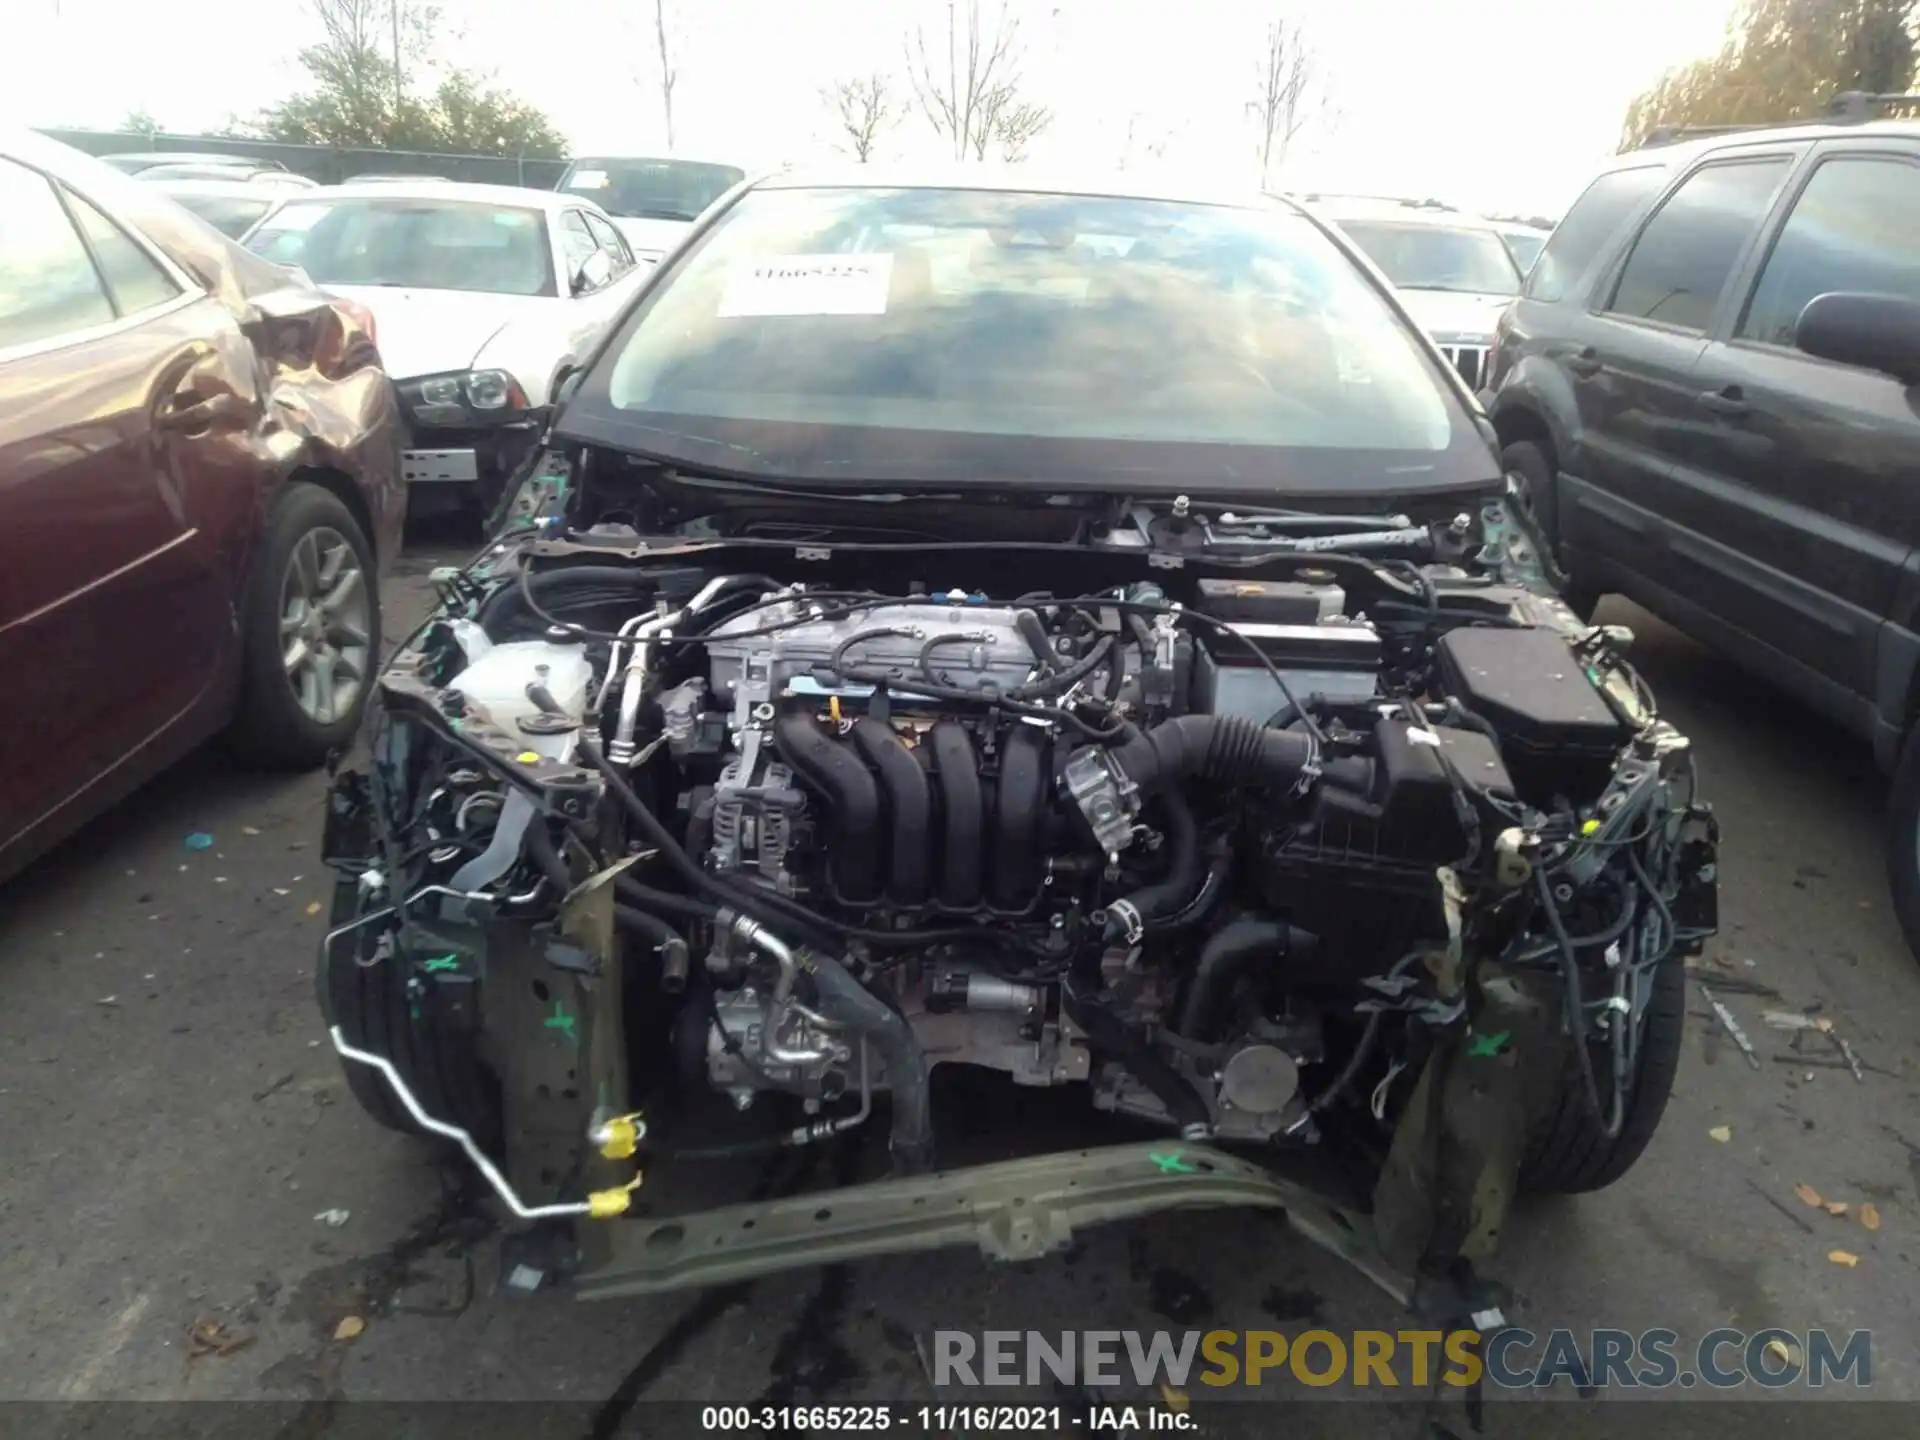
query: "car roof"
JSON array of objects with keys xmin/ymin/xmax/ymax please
[
  {"xmin": 99, "ymin": 149, "xmax": 276, "ymax": 167},
  {"xmin": 1302, "ymin": 196, "xmax": 1504, "ymax": 231},
  {"xmin": 274, "ymin": 179, "xmax": 603, "ymax": 212},
  {"xmin": 1490, "ymin": 220, "xmax": 1552, "ymax": 236},
  {"xmin": 752, "ymin": 162, "xmax": 1289, "ymax": 212},
  {"xmin": 566, "ymin": 153, "xmax": 746, "ymax": 170},
  {"xmin": 149, "ymin": 178, "xmax": 286, "ymax": 199},
  {"xmin": 1617, "ymin": 116, "xmax": 1920, "ymax": 166}
]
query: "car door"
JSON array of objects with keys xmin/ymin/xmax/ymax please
[
  {"xmin": 0, "ymin": 157, "xmax": 239, "ymax": 851},
  {"xmin": 1559, "ymin": 153, "xmax": 1798, "ymax": 596},
  {"xmin": 1682, "ymin": 145, "xmax": 1920, "ymax": 716}
]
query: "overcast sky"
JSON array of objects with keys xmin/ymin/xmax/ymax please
[{"xmin": 8, "ymin": 0, "xmax": 1740, "ymax": 218}]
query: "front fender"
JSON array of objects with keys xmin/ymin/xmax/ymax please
[{"xmin": 1488, "ymin": 352, "xmax": 1584, "ymax": 470}]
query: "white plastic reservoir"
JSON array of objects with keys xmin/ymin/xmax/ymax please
[{"xmin": 447, "ymin": 640, "xmax": 594, "ymax": 761}]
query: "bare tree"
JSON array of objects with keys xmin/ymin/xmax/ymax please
[
  {"xmin": 1118, "ymin": 111, "xmax": 1170, "ymax": 170},
  {"xmin": 906, "ymin": 0, "xmax": 1048, "ymax": 160},
  {"xmin": 823, "ymin": 73, "xmax": 898, "ymax": 161},
  {"xmin": 653, "ymin": 0, "xmax": 679, "ymax": 149},
  {"xmin": 1248, "ymin": 16, "xmax": 1320, "ymax": 186},
  {"xmin": 976, "ymin": 87, "xmax": 1051, "ymax": 160}
]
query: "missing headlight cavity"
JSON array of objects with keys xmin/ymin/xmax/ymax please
[{"xmin": 317, "ymin": 475, "xmax": 1717, "ymax": 1322}]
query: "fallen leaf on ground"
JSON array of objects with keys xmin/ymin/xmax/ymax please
[
  {"xmin": 305, "ymin": 901, "xmax": 322, "ymax": 916},
  {"xmin": 333, "ymin": 1315, "xmax": 365, "ymax": 1341},
  {"xmin": 1764, "ymin": 1338, "xmax": 1797, "ymax": 1368},
  {"xmin": 187, "ymin": 1317, "xmax": 254, "ymax": 1359},
  {"xmin": 241, "ymin": 826, "xmax": 261, "ymax": 836},
  {"xmin": 1828, "ymin": 1250, "xmax": 1860, "ymax": 1268},
  {"xmin": 1794, "ymin": 1183, "xmax": 1823, "ymax": 1207},
  {"xmin": 1814, "ymin": 1017, "xmax": 1834, "ymax": 1034},
  {"xmin": 1825, "ymin": 1201, "xmax": 1850, "ymax": 1217},
  {"xmin": 1708, "ymin": 1125, "xmax": 1732, "ymax": 1143},
  {"xmin": 1860, "ymin": 1203, "xmax": 1881, "ymax": 1231},
  {"xmin": 1159, "ymin": 1384, "xmax": 1189, "ymax": 1414}
]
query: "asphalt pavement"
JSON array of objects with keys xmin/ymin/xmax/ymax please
[{"xmin": 3, "ymin": 531, "xmax": 1919, "ymax": 1426}]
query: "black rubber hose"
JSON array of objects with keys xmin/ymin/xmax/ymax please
[
  {"xmin": 808, "ymin": 952, "xmax": 935, "ymax": 1173},
  {"xmin": 1146, "ymin": 833, "xmax": 1232, "ymax": 935},
  {"xmin": 477, "ymin": 564, "xmax": 656, "ymax": 635},
  {"xmin": 989, "ymin": 724, "xmax": 1048, "ymax": 909},
  {"xmin": 1008, "ymin": 633, "xmax": 1114, "ymax": 700},
  {"xmin": 616, "ymin": 876, "xmax": 717, "ymax": 921},
  {"xmin": 1177, "ymin": 916, "xmax": 1314, "ymax": 1040},
  {"xmin": 1107, "ymin": 714, "xmax": 1316, "ymax": 798},
  {"xmin": 1015, "ymin": 608, "xmax": 1060, "ymax": 672},
  {"xmin": 526, "ymin": 821, "xmax": 693, "ymax": 986},
  {"xmin": 1062, "ymin": 975, "xmax": 1210, "ymax": 1136},
  {"xmin": 929, "ymin": 722, "xmax": 984, "ymax": 909},
  {"xmin": 1104, "ymin": 789, "xmax": 1201, "ymax": 940},
  {"xmin": 614, "ymin": 904, "xmax": 690, "ymax": 984},
  {"xmin": 521, "ymin": 818, "xmax": 574, "ymax": 891},
  {"xmin": 850, "ymin": 718, "xmax": 932, "ymax": 906},
  {"xmin": 772, "ymin": 712, "xmax": 883, "ymax": 904}
]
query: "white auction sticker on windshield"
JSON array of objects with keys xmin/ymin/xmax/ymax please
[{"xmin": 717, "ymin": 253, "xmax": 894, "ymax": 317}]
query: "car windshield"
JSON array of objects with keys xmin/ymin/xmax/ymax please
[
  {"xmin": 168, "ymin": 192, "xmax": 277, "ymax": 239},
  {"xmin": 566, "ymin": 185, "xmax": 1492, "ymax": 494},
  {"xmin": 241, "ymin": 198, "xmax": 556, "ymax": 296},
  {"xmin": 1336, "ymin": 221, "xmax": 1523, "ymax": 296},
  {"xmin": 1501, "ymin": 231, "xmax": 1547, "ymax": 273},
  {"xmin": 559, "ymin": 158, "xmax": 745, "ymax": 221}
]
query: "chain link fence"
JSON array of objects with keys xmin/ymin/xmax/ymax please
[{"xmin": 38, "ymin": 129, "xmax": 568, "ymax": 190}]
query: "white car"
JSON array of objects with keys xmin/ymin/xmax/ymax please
[
  {"xmin": 554, "ymin": 155, "xmax": 746, "ymax": 262},
  {"xmin": 240, "ymin": 180, "xmax": 651, "ymax": 512},
  {"xmin": 1308, "ymin": 197, "xmax": 1524, "ymax": 392}
]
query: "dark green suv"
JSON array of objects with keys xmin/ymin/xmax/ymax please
[{"xmin": 1482, "ymin": 95, "xmax": 1920, "ymax": 958}]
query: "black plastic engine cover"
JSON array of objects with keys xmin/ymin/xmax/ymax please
[{"xmin": 1435, "ymin": 626, "xmax": 1630, "ymax": 803}]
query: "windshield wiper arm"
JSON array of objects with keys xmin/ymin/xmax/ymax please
[{"xmin": 1214, "ymin": 509, "xmax": 1415, "ymax": 531}]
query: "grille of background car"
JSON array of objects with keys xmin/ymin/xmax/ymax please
[{"xmin": 1441, "ymin": 344, "xmax": 1488, "ymax": 388}]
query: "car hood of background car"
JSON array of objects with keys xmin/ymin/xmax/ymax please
[
  {"xmin": 321, "ymin": 286, "xmax": 561, "ymax": 382},
  {"xmin": 1394, "ymin": 288, "xmax": 1515, "ymax": 342}
]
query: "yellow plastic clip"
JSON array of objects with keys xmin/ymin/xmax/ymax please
[
  {"xmin": 587, "ymin": 1172, "xmax": 644, "ymax": 1219},
  {"xmin": 595, "ymin": 1113, "xmax": 645, "ymax": 1160},
  {"xmin": 829, "ymin": 695, "xmax": 842, "ymax": 724},
  {"xmin": 1580, "ymin": 818, "xmax": 1602, "ymax": 836}
]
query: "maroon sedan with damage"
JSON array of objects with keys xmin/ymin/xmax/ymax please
[{"xmin": 0, "ymin": 130, "xmax": 404, "ymax": 879}]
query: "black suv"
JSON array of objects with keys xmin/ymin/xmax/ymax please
[{"xmin": 1482, "ymin": 96, "xmax": 1920, "ymax": 958}]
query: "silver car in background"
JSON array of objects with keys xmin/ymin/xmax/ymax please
[{"xmin": 1307, "ymin": 196, "xmax": 1524, "ymax": 391}]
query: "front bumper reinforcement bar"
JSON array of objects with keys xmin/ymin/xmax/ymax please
[{"xmin": 574, "ymin": 1142, "xmax": 1413, "ymax": 1305}]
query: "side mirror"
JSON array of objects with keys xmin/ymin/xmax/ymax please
[
  {"xmin": 553, "ymin": 368, "xmax": 582, "ymax": 407},
  {"xmin": 571, "ymin": 250, "xmax": 614, "ymax": 295},
  {"xmin": 1795, "ymin": 292, "xmax": 1920, "ymax": 386}
]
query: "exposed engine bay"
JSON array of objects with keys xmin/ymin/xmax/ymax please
[{"xmin": 319, "ymin": 477, "xmax": 1718, "ymax": 1312}]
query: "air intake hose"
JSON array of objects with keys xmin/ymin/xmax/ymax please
[{"xmin": 1108, "ymin": 714, "xmax": 1317, "ymax": 797}]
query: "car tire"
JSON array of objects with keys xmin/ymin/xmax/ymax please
[
  {"xmin": 1518, "ymin": 945, "xmax": 1685, "ymax": 1193},
  {"xmin": 316, "ymin": 874, "xmax": 501, "ymax": 1147},
  {"xmin": 1500, "ymin": 439, "xmax": 1600, "ymax": 620},
  {"xmin": 1885, "ymin": 722, "xmax": 1920, "ymax": 964},
  {"xmin": 229, "ymin": 483, "xmax": 380, "ymax": 768}
]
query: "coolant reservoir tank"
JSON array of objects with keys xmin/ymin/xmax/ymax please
[{"xmin": 447, "ymin": 639, "xmax": 593, "ymax": 761}]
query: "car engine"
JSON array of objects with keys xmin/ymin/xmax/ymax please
[{"xmin": 319, "ymin": 492, "xmax": 1718, "ymax": 1305}]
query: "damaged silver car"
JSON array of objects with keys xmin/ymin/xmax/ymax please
[{"xmin": 316, "ymin": 170, "xmax": 1718, "ymax": 1322}]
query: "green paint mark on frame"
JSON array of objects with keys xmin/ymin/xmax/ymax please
[
  {"xmin": 544, "ymin": 1001, "xmax": 578, "ymax": 1046},
  {"xmin": 1148, "ymin": 1150, "xmax": 1198, "ymax": 1175}
]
